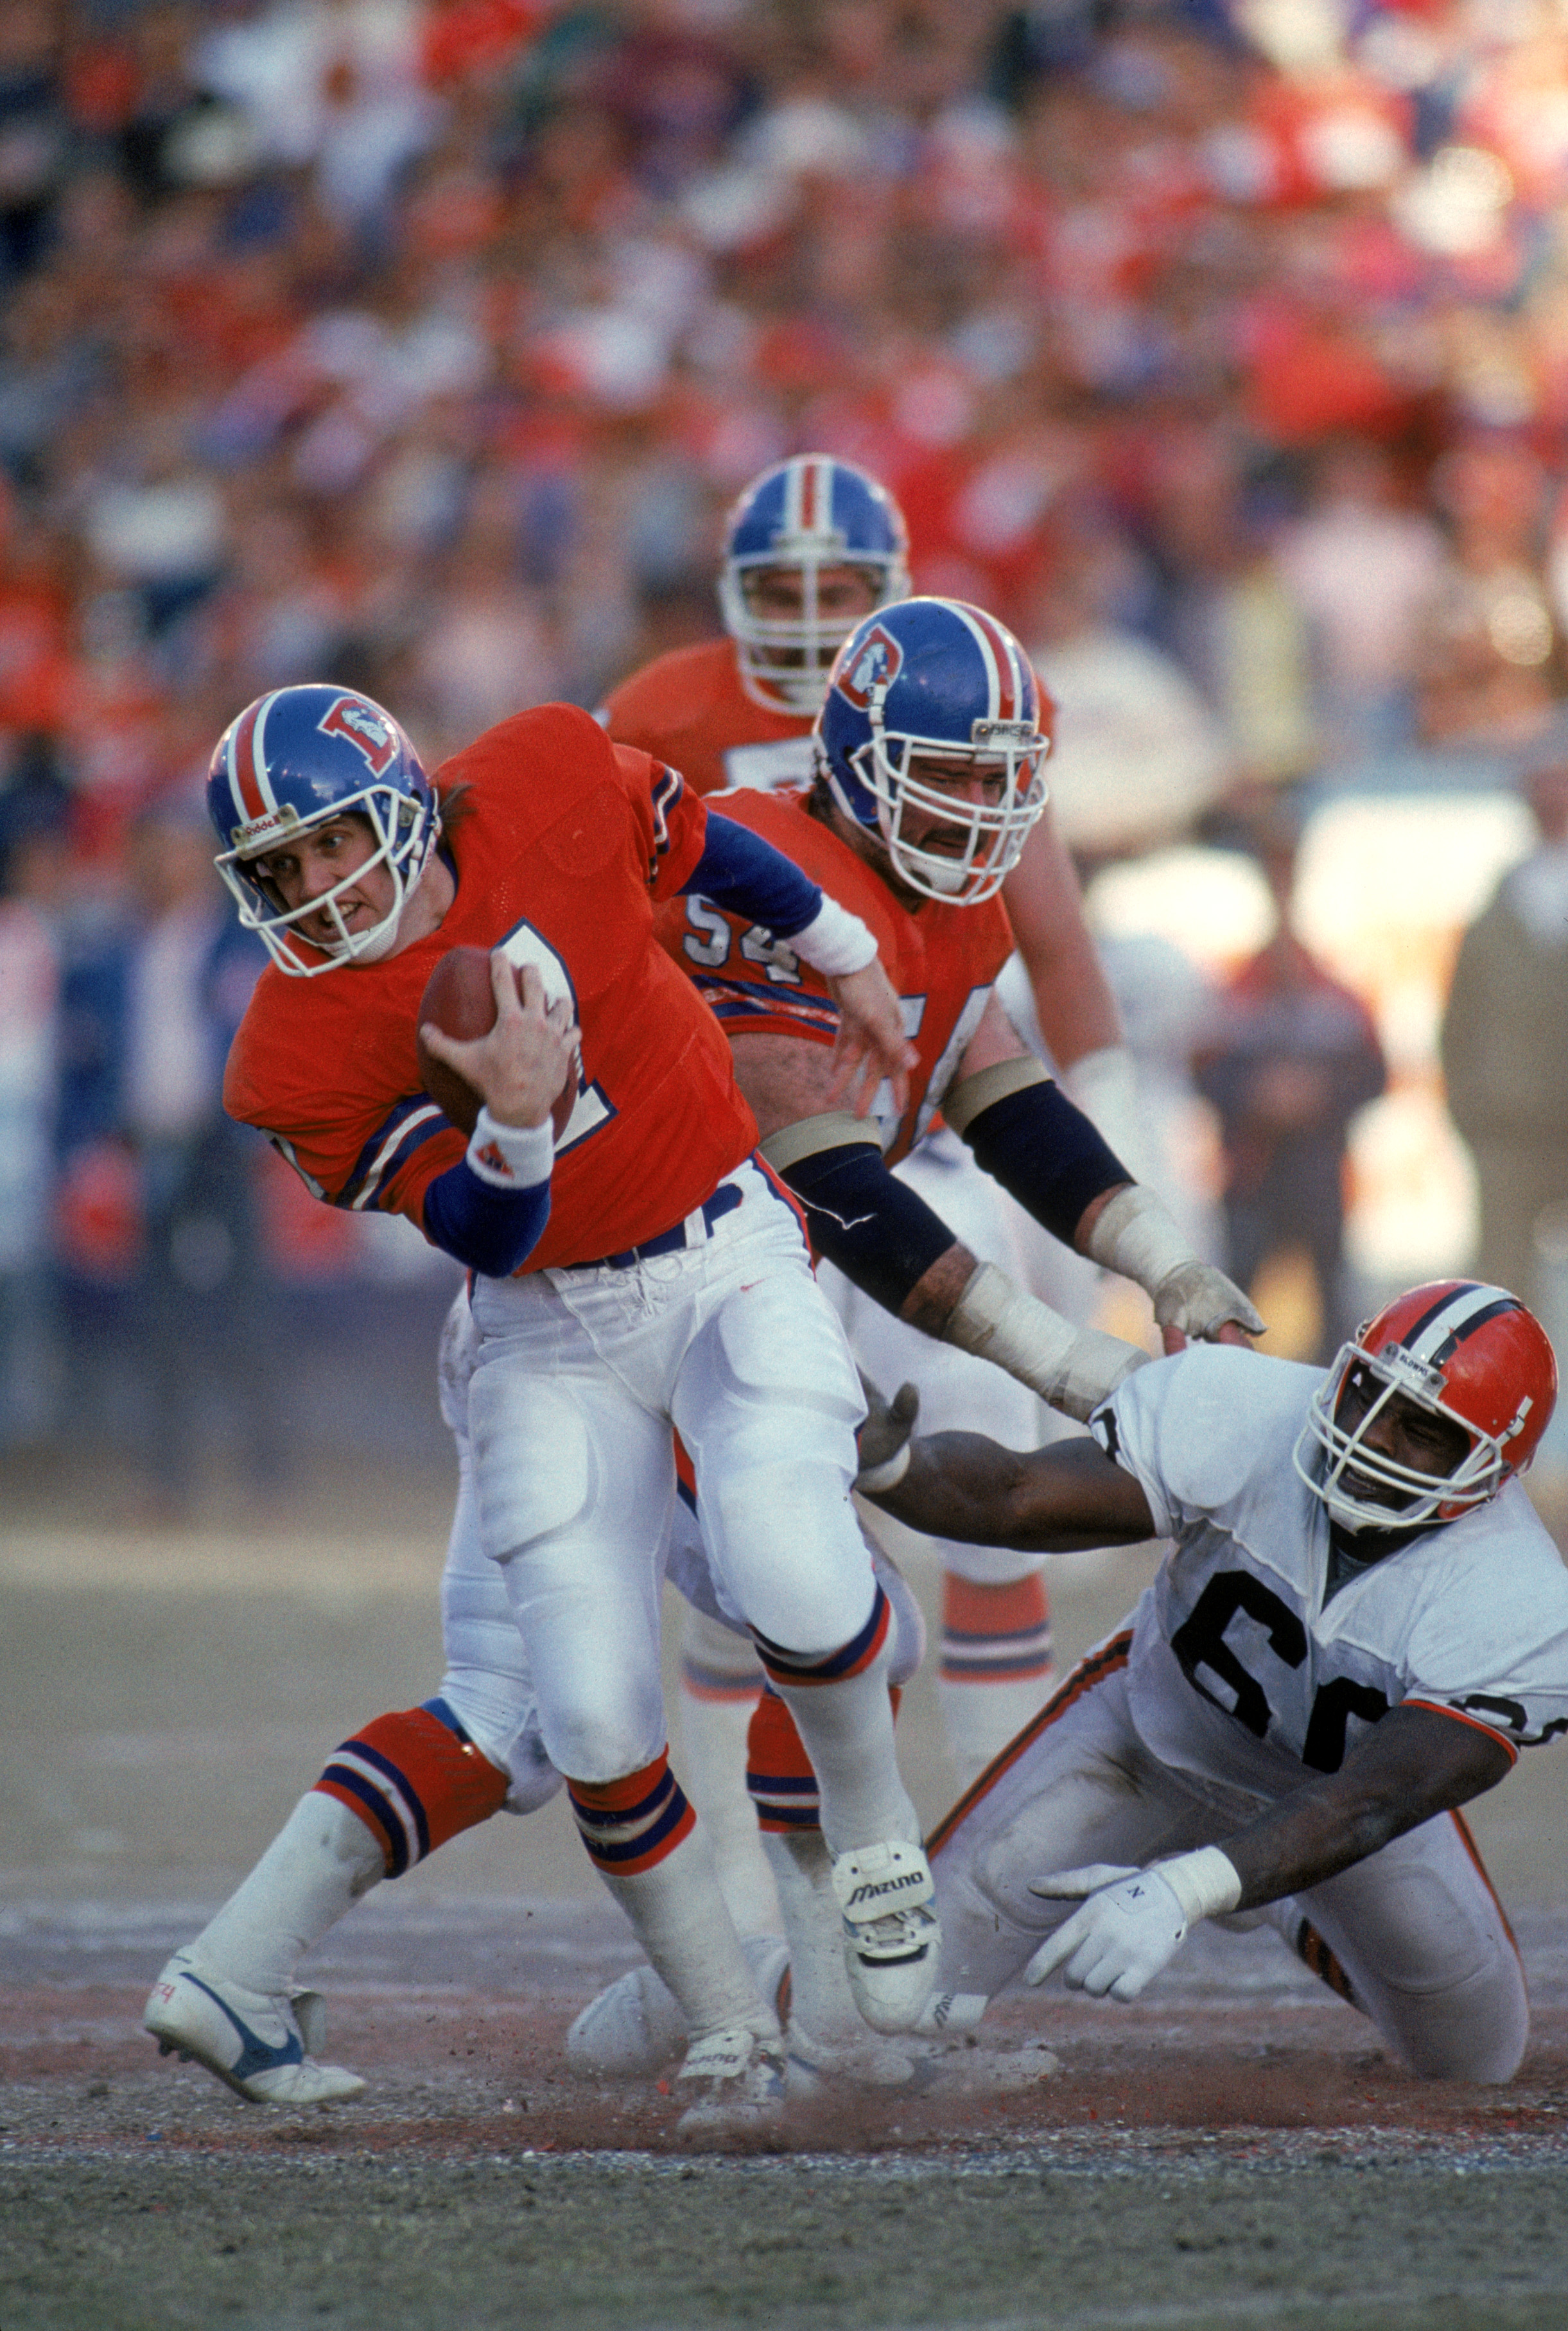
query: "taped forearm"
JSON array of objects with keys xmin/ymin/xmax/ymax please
[
  {"xmin": 944, "ymin": 1058, "xmax": 1132, "ymax": 1245},
  {"xmin": 764, "ymin": 1115, "xmax": 956, "ymax": 1313},
  {"xmin": 1085, "ymin": 1184, "xmax": 1264, "ymax": 1338},
  {"xmin": 422, "ymin": 1110, "xmax": 553, "ymax": 1277},
  {"xmin": 943, "ymin": 1261, "xmax": 1148, "ymax": 1424}
]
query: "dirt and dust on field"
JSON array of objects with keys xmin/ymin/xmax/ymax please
[{"xmin": 6, "ymin": 1462, "xmax": 1568, "ymax": 2329}]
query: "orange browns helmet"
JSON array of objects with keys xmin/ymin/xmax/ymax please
[{"xmin": 1295, "ymin": 1279, "xmax": 1558, "ymax": 1533}]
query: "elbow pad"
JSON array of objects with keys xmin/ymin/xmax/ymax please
[
  {"xmin": 763, "ymin": 1115, "xmax": 956, "ymax": 1313},
  {"xmin": 945, "ymin": 1058, "xmax": 1130, "ymax": 1244}
]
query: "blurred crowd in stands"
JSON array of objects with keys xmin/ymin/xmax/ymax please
[{"xmin": 3, "ymin": 0, "xmax": 1568, "ymax": 1500}]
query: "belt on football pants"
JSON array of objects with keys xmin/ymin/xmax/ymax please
[{"xmin": 571, "ymin": 1180, "xmax": 744, "ymax": 1271}]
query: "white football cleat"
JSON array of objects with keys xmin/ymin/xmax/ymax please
[
  {"xmin": 783, "ymin": 2020, "xmax": 915, "ymax": 2097},
  {"xmin": 673, "ymin": 2024, "xmax": 786, "ymax": 2137},
  {"xmin": 144, "ymin": 1950, "xmax": 366, "ymax": 2106},
  {"xmin": 564, "ymin": 1937, "xmax": 788, "ymax": 2080},
  {"xmin": 564, "ymin": 1962, "xmax": 690, "ymax": 2079},
  {"xmin": 832, "ymin": 1840, "xmax": 941, "ymax": 2034}
]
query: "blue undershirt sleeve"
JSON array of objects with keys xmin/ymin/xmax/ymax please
[
  {"xmin": 679, "ymin": 807, "xmax": 823, "ymax": 937},
  {"xmin": 422, "ymin": 1157, "xmax": 552, "ymax": 1278}
]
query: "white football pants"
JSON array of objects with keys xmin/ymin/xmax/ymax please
[
  {"xmin": 466, "ymin": 1160, "xmax": 884, "ymax": 1785},
  {"xmin": 931, "ymin": 1638, "xmax": 1528, "ymax": 2084}
]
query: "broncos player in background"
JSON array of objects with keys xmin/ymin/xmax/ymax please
[
  {"xmin": 604, "ymin": 456, "xmax": 1154, "ymax": 1813},
  {"xmin": 146, "ymin": 679, "xmax": 936, "ymax": 2135},
  {"xmin": 584, "ymin": 1280, "xmax": 1565, "ymax": 2088}
]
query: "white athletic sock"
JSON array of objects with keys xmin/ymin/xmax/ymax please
[
  {"xmin": 677, "ymin": 1610, "xmax": 780, "ymax": 1937},
  {"xmin": 191, "ymin": 1792, "xmax": 385, "ymax": 1996},
  {"xmin": 760, "ymin": 1829, "xmax": 861, "ymax": 2043},
  {"xmin": 772, "ymin": 1657, "xmax": 919, "ymax": 1856},
  {"xmin": 936, "ymin": 1669, "xmax": 1058, "ymax": 1792},
  {"xmin": 595, "ymin": 1822, "xmax": 781, "ymax": 2048}
]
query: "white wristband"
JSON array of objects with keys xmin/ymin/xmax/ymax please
[
  {"xmin": 790, "ymin": 893, "xmax": 877, "ymax": 977},
  {"xmin": 1084, "ymin": 1183, "xmax": 1193, "ymax": 1298},
  {"xmin": 1153, "ymin": 1845, "xmax": 1241, "ymax": 1926},
  {"xmin": 855, "ymin": 1440, "xmax": 911, "ymax": 1495},
  {"xmin": 943, "ymin": 1262, "xmax": 1149, "ymax": 1424},
  {"xmin": 466, "ymin": 1106, "xmax": 555, "ymax": 1190}
]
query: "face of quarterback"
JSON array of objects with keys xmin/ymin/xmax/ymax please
[
  {"xmin": 743, "ymin": 561, "xmax": 886, "ymax": 667},
  {"xmin": 248, "ymin": 813, "xmax": 395, "ymax": 948},
  {"xmin": 1333, "ymin": 1364, "xmax": 1472, "ymax": 1515}
]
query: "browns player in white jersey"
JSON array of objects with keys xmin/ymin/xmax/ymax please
[
  {"xmin": 575, "ymin": 1280, "xmax": 1562, "ymax": 2086},
  {"xmin": 864, "ymin": 1279, "xmax": 1564, "ymax": 2082}
]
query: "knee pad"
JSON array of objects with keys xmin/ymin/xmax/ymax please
[
  {"xmin": 312, "ymin": 1702, "xmax": 509, "ymax": 1878},
  {"xmin": 467, "ymin": 1373, "xmax": 592, "ymax": 1562}
]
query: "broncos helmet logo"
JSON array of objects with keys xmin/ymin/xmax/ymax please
[
  {"xmin": 317, "ymin": 694, "xmax": 398, "ymax": 778},
  {"xmin": 833, "ymin": 624, "xmax": 903, "ymax": 712}
]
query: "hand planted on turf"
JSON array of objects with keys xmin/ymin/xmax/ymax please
[
  {"xmin": 823, "ymin": 959, "xmax": 917, "ymax": 1121},
  {"xmin": 1024, "ymin": 1865, "xmax": 1187, "ymax": 2002},
  {"xmin": 420, "ymin": 957, "xmax": 579, "ymax": 1131}
]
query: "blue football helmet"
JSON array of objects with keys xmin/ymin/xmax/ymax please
[
  {"xmin": 206, "ymin": 685, "xmax": 440, "ymax": 977},
  {"xmin": 815, "ymin": 598, "xmax": 1052, "ymax": 905},
  {"xmin": 719, "ymin": 455, "xmax": 910, "ymax": 715}
]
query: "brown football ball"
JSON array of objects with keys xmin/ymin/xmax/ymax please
[{"xmin": 416, "ymin": 946, "xmax": 577, "ymax": 1142}]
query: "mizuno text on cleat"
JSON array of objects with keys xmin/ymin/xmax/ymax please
[
  {"xmin": 673, "ymin": 2025, "xmax": 787, "ymax": 2136},
  {"xmin": 143, "ymin": 1950, "xmax": 366, "ymax": 2106},
  {"xmin": 832, "ymin": 1840, "xmax": 941, "ymax": 2035}
]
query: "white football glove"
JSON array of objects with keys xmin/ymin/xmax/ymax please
[
  {"xmin": 1086, "ymin": 1187, "xmax": 1263, "ymax": 1342},
  {"xmin": 1025, "ymin": 1847, "xmax": 1241, "ymax": 2003}
]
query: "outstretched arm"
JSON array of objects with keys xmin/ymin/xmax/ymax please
[
  {"xmin": 1027, "ymin": 1706, "xmax": 1512, "ymax": 2002},
  {"xmin": 866, "ymin": 1427, "xmax": 1158, "ymax": 1551}
]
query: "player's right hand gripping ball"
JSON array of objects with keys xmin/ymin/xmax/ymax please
[{"xmin": 417, "ymin": 947, "xmax": 577, "ymax": 1140}]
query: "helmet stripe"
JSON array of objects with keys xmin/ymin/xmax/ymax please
[
  {"xmin": 228, "ymin": 699, "xmax": 266, "ymax": 822},
  {"xmin": 970, "ymin": 606, "xmax": 1024, "ymax": 722},
  {"xmin": 227, "ymin": 690, "xmax": 283, "ymax": 824},
  {"xmin": 948, "ymin": 602, "xmax": 1007, "ymax": 721},
  {"xmin": 249, "ymin": 689, "xmax": 280, "ymax": 817},
  {"xmin": 1398, "ymin": 1283, "xmax": 1519, "ymax": 1365},
  {"xmin": 799, "ymin": 456, "xmax": 817, "ymax": 534}
]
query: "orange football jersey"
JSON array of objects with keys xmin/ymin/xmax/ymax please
[
  {"xmin": 601, "ymin": 637, "xmax": 816, "ymax": 799},
  {"xmin": 225, "ymin": 704, "xmax": 758, "ymax": 1270},
  {"xmin": 654, "ymin": 786, "xmax": 1013, "ymax": 1167}
]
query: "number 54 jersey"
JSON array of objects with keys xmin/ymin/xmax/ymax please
[
  {"xmin": 1091, "ymin": 1345, "xmax": 1568, "ymax": 1801},
  {"xmin": 654, "ymin": 784, "xmax": 1013, "ymax": 1167}
]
